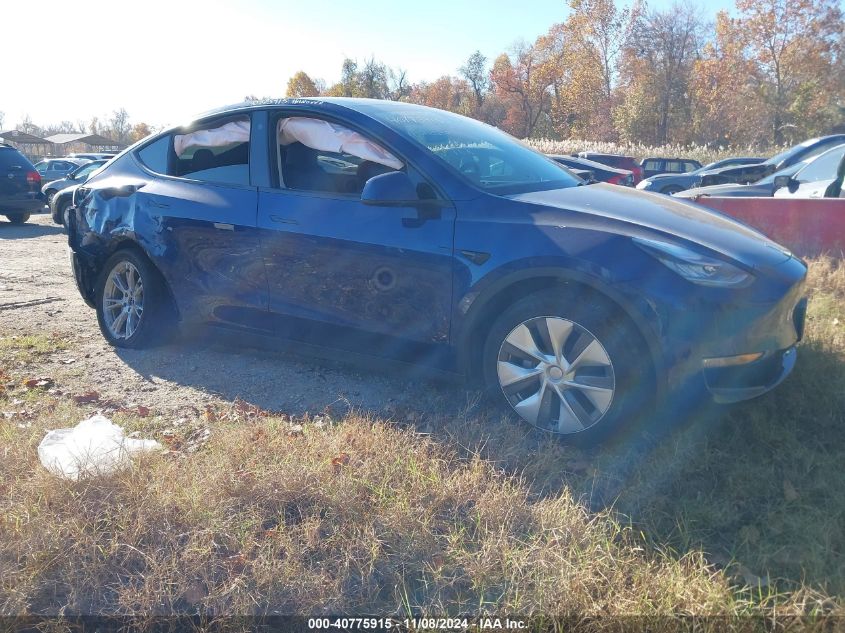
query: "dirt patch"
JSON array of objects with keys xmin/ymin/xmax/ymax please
[{"xmin": 0, "ymin": 215, "xmax": 466, "ymax": 420}]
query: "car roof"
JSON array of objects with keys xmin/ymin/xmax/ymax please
[
  {"xmin": 547, "ymin": 154, "xmax": 631, "ymax": 175},
  {"xmin": 191, "ymin": 97, "xmax": 438, "ymax": 122}
]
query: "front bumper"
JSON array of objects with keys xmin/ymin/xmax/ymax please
[{"xmin": 704, "ymin": 346, "xmax": 797, "ymax": 403}]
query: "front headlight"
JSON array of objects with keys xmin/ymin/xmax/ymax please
[
  {"xmin": 636, "ymin": 180, "xmax": 651, "ymax": 190},
  {"xmin": 633, "ymin": 237, "xmax": 753, "ymax": 287}
]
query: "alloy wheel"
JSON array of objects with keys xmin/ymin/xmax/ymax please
[
  {"xmin": 102, "ymin": 261, "xmax": 144, "ymax": 339},
  {"xmin": 497, "ymin": 316, "xmax": 615, "ymax": 433}
]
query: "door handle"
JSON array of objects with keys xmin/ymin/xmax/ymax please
[
  {"xmin": 269, "ymin": 214, "xmax": 299, "ymax": 225},
  {"xmin": 213, "ymin": 222, "xmax": 234, "ymax": 231}
]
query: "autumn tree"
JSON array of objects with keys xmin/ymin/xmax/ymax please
[
  {"xmin": 616, "ymin": 3, "xmax": 705, "ymax": 144},
  {"xmin": 490, "ymin": 42, "xmax": 555, "ymax": 137},
  {"xmin": 688, "ymin": 11, "xmax": 762, "ymax": 145},
  {"xmin": 459, "ymin": 50, "xmax": 489, "ymax": 111},
  {"xmin": 736, "ymin": 0, "xmax": 844, "ymax": 144},
  {"xmin": 108, "ymin": 108, "xmax": 131, "ymax": 144},
  {"xmin": 409, "ymin": 76, "xmax": 473, "ymax": 114},
  {"xmin": 129, "ymin": 122, "xmax": 153, "ymax": 143},
  {"xmin": 563, "ymin": 0, "xmax": 641, "ymax": 139},
  {"xmin": 286, "ymin": 71, "xmax": 320, "ymax": 97}
]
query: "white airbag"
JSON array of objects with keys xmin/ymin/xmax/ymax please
[
  {"xmin": 174, "ymin": 120, "xmax": 251, "ymax": 156},
  {"xmin": 278, "ymin": 117, "xmax": 403, "ymax": 170}
]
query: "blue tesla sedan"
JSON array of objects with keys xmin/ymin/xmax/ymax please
[{"xmin": 66, "ymin": 98, "xmax": 807, "ymax": 445}]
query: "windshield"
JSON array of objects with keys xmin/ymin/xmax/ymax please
[
  {"xmin": 756, "ymin": 159, "xmax": 811, "ymax": 184},
  {"xmin": 72, "ymin": 161, "xmax": 105, "ymax": 179},
  {"xmin": 763, "ymin": 138, "xmax": 820, "ymax": 166},
  {"xmin": 362, "ymin": 105, "xmax": 580, "ymax": 195}
]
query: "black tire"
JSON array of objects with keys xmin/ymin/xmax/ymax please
[
  {"xmin": 660, "ymin": 185, "xmax": 683, "ymax": 195},
  {"xmin": 51, "ymin": 198, "xmax": 70, "ymax": 225},
  {"xmin": 94, "ymin": 249, "xmax": 170, "ymax": 349},
  {"xmin": 481, "ymin": 287, "xmax": 654, "ymax": 446},
  {"xmin": 5, "ymin": 214, "xmax": 30, "ymax": 225}
]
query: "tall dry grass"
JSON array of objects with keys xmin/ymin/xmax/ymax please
[
  {"xmin": 1, "ymin": 258, "xmax": 844, "ymax": 622},
  {"xmin": 524, "ymin": 139, "xmax": 781, "ymax": 165}
]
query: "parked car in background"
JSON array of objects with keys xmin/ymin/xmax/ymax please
[
  {"xmin": 67, "ymin": 152, "xmax": 118, "ymax": 161},
  {"xmin": 698, "ymin": 135, "xmax": 845, "ymax": 187},
  {"xmin": 33, "ymin": 158, "xmax": 89, "ymax": 188},
  {"xmin": 675, "ymin": 159, "xmax": 817, "ymax": 199},
  {"xmin": 773, "ymin": 143, "xmax": 845, "ymax": 199},
  {"xmin": 50, "ymin": 185, "xmax": 79, "ymax": 226},
  {"xmin": 637, "ymin": 157, "xmax": 763, "ymax": 195},
  {"xmin": 640, "ymin": 157, "xmax": 702, "ymax": 179},
  {"xmin": 0, "ymin": 143, "xmax": 45, "ymax": 224},
  {"xmin": 577, "ymin": 152, "xmax": 644, "ymax": 183},
  {"xmin": 42, "ymin": 159, "xmax": 108, "ymax": 205},
  {"xmin": 67, "ymin": 98, "xmax": 807, "ymax": 446},
  {"xmin": 548, "ymin": 154, "xmax": 634, "ymax": 186}
]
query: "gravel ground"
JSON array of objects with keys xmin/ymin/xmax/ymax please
[{"xmin": 0, "ymin": 214, "xmax": 468, "ymax": 420}]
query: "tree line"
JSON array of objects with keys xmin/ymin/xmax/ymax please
[
  {"xmin": 1, "ymin": 108, "xmax": 155, "ymax": 146},
  {"xmin": 285, "ymin": 0, "xmax": 845, "ymax": 147}
]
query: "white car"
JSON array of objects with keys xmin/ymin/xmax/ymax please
[{"xmin": 774, "ymin": 143, "xmax": 845, "ymax": 198}]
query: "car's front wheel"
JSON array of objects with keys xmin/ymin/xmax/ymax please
[
  {"xmin": 51, "ymin": 198, "xmax": 70, "ymax": 225},
  {"xmin": 95, "ymin": 250, "xmax": 168, "ymax": 348},
  {"xmin": 482, "ymin": 288, "xmax": 652, "ymax": 446}
]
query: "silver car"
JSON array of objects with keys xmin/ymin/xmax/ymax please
[{"xmin": 636, "ymin": 157, "xmax": 763, "ymax": 195}]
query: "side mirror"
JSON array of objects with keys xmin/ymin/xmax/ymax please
[
  {"xmin": 361, "ymin": 171, "xmax": 419, "ymax": 206},
  {"xmin": 773, "ymin": 175, "xmax": 796, "ymax": 192}
]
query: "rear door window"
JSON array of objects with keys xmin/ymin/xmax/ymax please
[
  {"xmin": 643, "ymin": 159, "xmax": 661, "ymax": 172},
  {"xmin": 173, "ymin": 116, "xmax": 251, "ymax": 185}
]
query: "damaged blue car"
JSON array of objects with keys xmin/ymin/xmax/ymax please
[{"xmin": 67, "ymin": 98, "xmax": 807, "ymax": 445}]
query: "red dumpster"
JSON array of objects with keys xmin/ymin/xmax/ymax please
[{"xmin": 690, "ymin": 196, "xmax": 845, "ymax": 257}]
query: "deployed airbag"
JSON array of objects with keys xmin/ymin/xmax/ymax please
[
  {"xmin": 174, "ymin": 120, "xmax": 250, "ymax": 156},
  {"xmin": 278, "ymin": 117, "xmax": 403, "ymax": 170}
]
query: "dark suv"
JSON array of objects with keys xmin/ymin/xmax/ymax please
[
  {"xmin": 0, "ymin": 144, "xmax": 44, "ymax": 224},
  {"xmin": 67, "ymin": 99, "xmax": 807, "ymax": 445}
]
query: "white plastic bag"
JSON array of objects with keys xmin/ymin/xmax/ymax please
[{"xmin": 38, "ymin": 414, "xmax": 162, "ymax": 480}]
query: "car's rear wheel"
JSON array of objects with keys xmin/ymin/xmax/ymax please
[
  {"xmin": 5, "ymin": 214, "xmax": 30, "ymax": 225},
  {"xmin": 95, "ymin": 250, "xmax": 168, "ymax": 349},
  {"xmin": 482, "ymin": 288, "xmax": 652, "ymax": 446}
]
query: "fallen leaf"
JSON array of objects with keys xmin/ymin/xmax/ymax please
[
  {"xmin": 73, "ymin": 391, "xmax": 100, "ymax": 404},
  {"xmin": 24, "ymin": 377, "xmax": 54, "ymax": 389},
  {"xmin": 331, "ymin": 452, "xmax": 351, "ymax": 471},
  {"xmin": 136, "ymin": 405, "xmax": 151, "ymax": 418}
]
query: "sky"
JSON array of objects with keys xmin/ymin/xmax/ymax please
[{"xmin": 1, "ymin": 0, "xmax": 735, "ymax": 131}]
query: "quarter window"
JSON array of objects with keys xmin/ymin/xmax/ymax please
[{"xmin": 137, "ymin": 136, "xmax": 170, "ymax": 174}]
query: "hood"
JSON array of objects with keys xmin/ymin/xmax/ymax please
[
  {"xmin": 674, "ymin": 182, "xmax": 773, "ymax": 199},
  {"xmin": 509, "ymin": 183, "xmax": 791, "ymax": 268}
]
